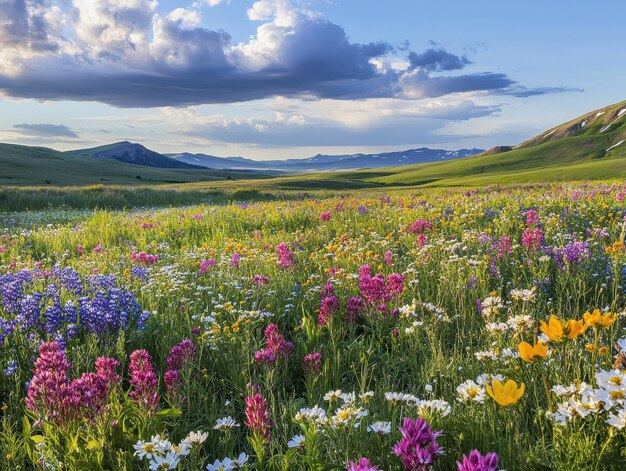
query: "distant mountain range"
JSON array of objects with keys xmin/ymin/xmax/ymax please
[{"xmin": 67, "ymin": 142, "xmax": 483, "ymax": 172}]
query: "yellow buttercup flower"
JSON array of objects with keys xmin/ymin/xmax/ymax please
[
  {"xmin": 518, "ymin": 341, "xmax": 548, "ymax": 363},
  {"xmin": 540, "ymin": 316, "xmax": 565, "ymax": 342},
  {"xmin": 486, "ymin": 379, "xmax": 525, "ymax": 406},
  {"xmin": 583, "ymin": 309, "xmax": 617, "ymax": 329}
]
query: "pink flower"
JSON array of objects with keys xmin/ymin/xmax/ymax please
[
  {"xmin": 199, "ymin": 258, "xmax": 215, "ymax": 274},
  {"xmin": 244, "ymin": 393, "xmax": 272, "ymax": 442},
  {"xmin": 276, "ymin": 242, "xmax": 295, "ymax": 269},
  {"xmin": 348, "ymin": 458, "xmax": 381, "ymax": 471},
  {"xmin": 408, "ymin": 220, "xmax": 433, "ymax": 234},
  {"xmin": 345, "ymin": 296, "xmax": 363, "ymax": 324},
  {"xmin": 392, "ymin": 418, "xmax": 443, "ymax": 471},
  {"xmin": 231, "ymin": 252, "xmax": 241, "ymax": 268},
  {"xmin": 303, "ymin": 352, "xmax": 322, "ymax": 377},
  {"xmin": 71, "ymin": 372, "xmax": 109, "ymax": 419},
  {"xmin": 521, "ymin": 227, "xmax": 544, "ymax": 251},
  {"xmin": 131, "ymin": 250, "xmax": 159, "ymax": 265},
  {"xmin": 128, "ymin": 349, "xmax": 159, "ymax": 414},
  {"xmin": 92, "ymin": 242, "xmax": 102, "ymax": 253},
  {"xmin": 166, "ymin": 339, "xmax": 196, "ymax": 371},
  {"xmin": 456, "ymin": 450, "xmax": 500, "ymax": 471},
  {"xmin": 95, "ymin": 357, "xmax": 120, "ymax": 386},
  {"xmin": 320, "ymin": 211, "xmax": 332, "ymax": 221}
]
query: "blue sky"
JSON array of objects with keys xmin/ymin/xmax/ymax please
[{"xmin": 0, "ymin": 0, "xmax": 624, "ymax": 160}]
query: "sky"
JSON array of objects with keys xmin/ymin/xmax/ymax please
[{"xmin": 0, "ymin": 0, "xmax": 624, "ymax": 160}]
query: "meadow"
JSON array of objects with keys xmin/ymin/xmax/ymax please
[{"xmin": 2, "ymin": 182, "xmax": 626, "ymax": 470}]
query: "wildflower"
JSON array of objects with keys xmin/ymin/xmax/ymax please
[
  {"xmin": 456, "ymin": 380, "xmax": 485, "ymax": 404},
  {"xmin": 347, "ymin": 458, "xmax": 381, "ymax": 471},
  {"xmin": 214, "ymin": 416, "xmax": 240, "ymax": 431},
  {"xmin": 320, "ymin": 211, "xmax": 332, "ymax": 221},
  {"xmin": 391, "ymin": 417, "xmax": 443, "ymax": 470},
  {"xmin": 244, "ymin": 393, "xmax": 272, "ymax": 442},
  {"xmin": 368, "ymin": 421, "xmax": 392, "ymax": 435},
  {"xmin": 133, "ymin": 439, "xmax": 158, "ymax": 460},
  {"xmin": 606, "ymin": 409, "xmax": 626, "ymax": 429},
  {"xmin": 166, "ymin": 339, "xmax": 196, "ymax": 371},
  {"xmin": 510, "ymin": 287, "xmax": 536, "ymax": 302},
  {"xmin": 345, "ymin": 296, "xmax": 364, "ymax": 324},
  {"xmin": 303, "ymin": 352, "xmax": 322, "ymax": 377},
  {"xmin": 128, "ymin": 349, "xmax": 160, "ymax": 414},
  {"xmin": 185, "ymin": 430, "xmax": 208, "ymax": 445},
  {"xmin": 276, "ymin": 242, "xmax": 295, "ymax": 269},
  {"xmin": 518, "ymin": 341, "xmax": 548, "ymax": 363},
  {"xmin": 325, "ymin": 389, "xmax": 343, "ymax": 402},
  {"xmin": 486, "ymin": 380, "xmax": 525, "ymax": 407},
  {"xmin": 417, "ymin": 399, "xmax": 451, "ymax": 420},
  {"xmin": 583, "ymin": 309, "xmax": 617, "ymax": 329},
  {"xmin": 539, "ymin": 316, "xmax": 565, "ymax": 342},
  {"xmin": 264, "ymin": 323, "xmax": 294, "ymax": 359},
  {"xmin": 95, "ymin": 357, "xmax": 120, "ymax": 385},
  {"xmin": 456, "ymin": 450, "xmax": 500, "ymax": 471},
  {"xmin": 148, "ymin": 451, "xmax": 180, "ymax": 470},
  {"xmin": 287, "ymin": 434, "xmax": 306, "ymax": 448}
]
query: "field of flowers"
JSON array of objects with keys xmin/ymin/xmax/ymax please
[{"xmin": 2, "ymin": 182, "xmax": 626, "ymax": 470}]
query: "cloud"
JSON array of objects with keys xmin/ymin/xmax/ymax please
[
  {"xmin": 13, "ymin": 123, "xmax": 79, "ymax": 138},
  {"xmin": 0, "ymin": 0, "xmax": 576, "ymax": 108},
  {"xmin": 408, "ymin": 48, "xmax": 471, "ymax": 71},
  {"xmin": 161, "ymin": 95, "xmax": 504, "ymax": 147}
]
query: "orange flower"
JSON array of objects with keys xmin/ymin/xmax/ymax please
[
  {"xmin": 540, "ymin": 316, "xmax": 565, "ymax": 342},
  {"xmin": 518, "ymin": 341, "xmax": 548, "ymax": 363},
  {"xmin": 583, "ymin": 309, "xmax": 617, "ymax": 329}
]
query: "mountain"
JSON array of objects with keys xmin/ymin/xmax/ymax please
[
  {"xmin": 167, "ymin": 147, "xmax": 484, "ymax": 171},
  {"xmin": 305, "ymin": 99, "xmax": 626, "ymax": 188},
  {"xmin": 0, "ymin": 143, "xmax": 272, "ymax": 186},
  {"xmin": 69, "ymin": 141, "xmax": 201, "ymax": 169}
]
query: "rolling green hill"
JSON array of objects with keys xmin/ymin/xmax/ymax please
[
  {"xmin": 262, "ymin": 99, "xmax": 626, "ymax": 188},
  {"xmin": 0, "ymin": 143, "xmax": 272, "ymax": 186}
]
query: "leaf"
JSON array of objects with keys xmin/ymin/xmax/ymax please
[
  {"xmin": 156, "ymin": 408, "xmax": 182, "ymax": 417},
  {"xmin": 30, "ymin": 435, "xmax": 45, "ymax": 444}
]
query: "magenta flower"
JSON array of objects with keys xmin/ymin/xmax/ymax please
[
  {"xmin": 264, "ymin": 323, "xmax": 294, "ymax": 358},
  {"xmin": 131, "ymin": 251, "xmax": 159, "ymax": 265},
  {"xmin": 166, "ymin": 339, "xmax": 196, "ymax": 371},
  {"xmin": 320, "ymin": 211, "xmax": 332, "ymax": 221},
  {"xmin": 456, "ymin": 450, "xmax": 500, "ymax": 471},
  {"xmin": 254, "ymin": 348, "xmax": 277, "ymax": 364},
  {"xmin": 348, "ymin": 458, "xmax": 381, "ymax": 471},
  {"xmin": 392, "ymin": 417, "xmax": 443, "ymax": 471},
  {"xmin": 303, "ymin": 352, "xmax": 322, "ymax": 377},
  {"xmin": 345, "ymin": 296, "xmax": 363, "ymax": 324},
  {"xmin": 95, "ymin": 357, "xmax": 120, "ymax": 386},
  {"xmin": 231, "ymin": 252, "xmax": 241, "ymax": 268},
  {"xmin": 26, "ymin": 342, "xmax": 75, "ymax": 424},
  {"xmin": 128, "ymin": 349, "xmax": 159, "ymax": 414},
  {"xmin": 164, "ymin": 369, "xmax": 181, "ymax": 397},
  {"xmin": 244, "ymin": 393, "xmax": 272, "ymax": 442},
  {"xmin": 276, "ymin": 242, "xmax": 295, "ymax": 269},
  {"xmin": 521, "ymin": 227, "xmax": 544, "ymax": 251},
  {"xmin": 408, "ymin": 220, "xmax": 433, "ymax": 234},
  {"xmin": 71, "ymin": 372, "xmax": 109, "ymax": 419},
  {"xmin": 199, "ymin": 258, "xmax": 215, "ymax": 274},
  {"xmin": 384, "ymin": 250, "xmax": 393, "ymax": 265}
]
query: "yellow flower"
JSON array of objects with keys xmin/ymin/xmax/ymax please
[
  {"xmin": 486, "ymin": 379, "xmax": 525, "ymax": 406},
  {"xmin": 518, "ymin": 341, "xmax": 548, "ymax": 363},
  {"xmin": 583, "ymin": 309, "xmax": 617, "ymax": 329},
  {"xmin": 565, "ymin": 319, "xmax": 587, "ymax": 339},
  {"xmin": 540, "ymin": 316, "xmax": 565, "ymax": 342}
]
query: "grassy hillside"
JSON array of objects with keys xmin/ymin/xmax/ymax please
[
  {"xmin": 0, "ymin": 143, "xmax": 272, "ymax": 186},
  {"xmin": 239, "ymin": 100, "xmax": 626, "ymax": 189}
]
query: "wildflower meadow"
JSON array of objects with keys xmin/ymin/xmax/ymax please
[{"xmin": 3, "ymin": 182, "xmax": 626, "ymax": 470}]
